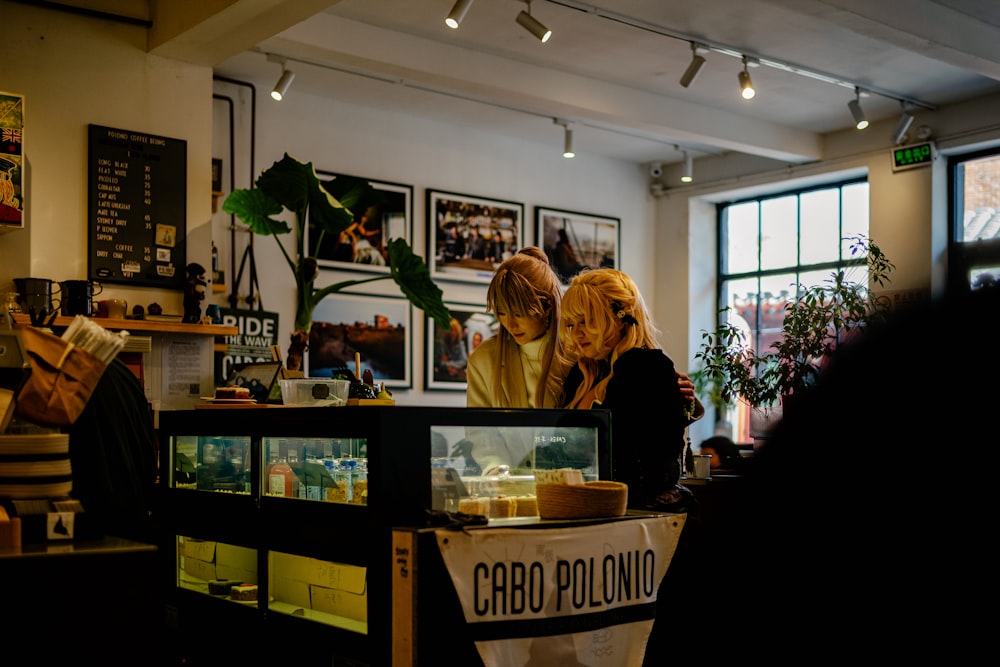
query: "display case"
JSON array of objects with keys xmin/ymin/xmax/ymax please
[{"xmin": 157, "ymin": 406, "xmax": 611, "ymax": 666}]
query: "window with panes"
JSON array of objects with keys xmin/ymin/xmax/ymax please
[
  {"xmin": 948, "ymin": 146, "xmax": 1000, "ymax": 293},
  {"xmin": 715, "ymin": 178, "xmax": 870, "ymax": 442}
]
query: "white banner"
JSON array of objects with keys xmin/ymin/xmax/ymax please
[{"xmin": 435, "ymin": 514, "xmax": 686, "ymax": 667}]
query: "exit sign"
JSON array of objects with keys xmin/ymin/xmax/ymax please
[{"xmin": 892, "ymin": 142, "xmax": 935, "ymax": 172}]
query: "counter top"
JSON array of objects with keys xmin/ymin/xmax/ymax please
[{"xmin": 12, "ymin": 312, "xmax": 237, "ymax": 336}]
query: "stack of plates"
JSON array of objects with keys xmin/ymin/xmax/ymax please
[{"xmin": 0, "ymin": 433, "xmax": 72, "ymax": 499}]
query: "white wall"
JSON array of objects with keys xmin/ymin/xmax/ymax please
[
  {"xmin": 210, "ymin": 76, "xmax": 652, "ymax": 406},
  {"xmin": 3, "ymin": 1, "xmax": 999, "ymax": 420},
  {"xmin": 0, "ymin": 3, "xmax": 213, "ymax": 316}
]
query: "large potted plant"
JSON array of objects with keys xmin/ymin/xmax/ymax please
[
  {"xmin": 222, "ymin": 154, "xmax": 451, "ymax": 371},
  {"xmin": 693, "ymin": 234, "xmax": 895, "ymax": 438}
]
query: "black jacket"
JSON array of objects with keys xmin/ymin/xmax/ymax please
[{"xmin": 563, "ymin": 347, "xmax": 687, "ymax": 507}]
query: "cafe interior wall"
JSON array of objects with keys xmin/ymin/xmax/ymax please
[
  {"xmin": 0, "ymin": 3, "xmax": 214, "ymax": 319},
  {"xmin": 210, "ymin": 76, "xmax": 654, "ymax": 407}
]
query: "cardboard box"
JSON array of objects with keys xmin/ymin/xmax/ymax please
[
  {"xmin": 216, "ymin": 542, "xmax": 257, "ymax": 583},
  {"xmin": 180, "ymin": 538, "xmax": 257, "ymax": 584},
  {"xmin": 269, "ymin": 551, "xmax": 367, "ymax": 621},
  {"xmin": 183, "ymin": 539, "xmax": 217, "ymax": 562},
  {"xmin": 311, "ymin": 582, "xmax": 367, "ymax": 622}
]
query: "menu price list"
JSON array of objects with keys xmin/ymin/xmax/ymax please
[{"xmin": 87, "ymin": 124, "xmax": 187, "ymax": 289}]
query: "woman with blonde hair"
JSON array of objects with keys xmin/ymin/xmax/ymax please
[
  {"xmin": 560, "ymin": 267, "xmax": 690, "ymax": 509},
  {"xmin": 467, "ymin": 247, "xmax": 571, "ymax": 409}
]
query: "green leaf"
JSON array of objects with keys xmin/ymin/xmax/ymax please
[
  {"xmin": 387, "ymin": 238, "xmax": 451, "ymax": 330},
  {"xmin": 221, "ymin": 188, "xmax": 290, "ymax": 236},
  {"xmin": 255, "ymin": 154, "xmax": 354, "ymax": 236}
]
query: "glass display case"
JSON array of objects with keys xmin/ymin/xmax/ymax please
[{"xmin": 157, "ymin": 406, "xmax": 611, "ymax": 666}]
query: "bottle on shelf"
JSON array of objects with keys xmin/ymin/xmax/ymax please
[{"xmin": 267, "ymin": 445, "xmax": 295, "ymax": 497}]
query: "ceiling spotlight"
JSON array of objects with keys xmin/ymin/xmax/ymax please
[
  {"xmin": 681, "ymin": 152, "xmax": 694, "ymax": 183},
  {"xmin": 517, "ymin": 2, "xmax": 551, "ymax": 43},
  {"xmin": 892, "ymin": 102, "xmax": 915, "ymax": 145},
  {"xmin": 849, "ymin": 87, "xmax": 869, "ymax": 130},
  {"xmin": 270, "ymin": 67, "xmax": 295, "ymax": 101},
  {"xmin": 445, "ymin": 0, "xmax": 474, "ymax": 29},
  {"xmin": 738, "ymin": 56, "xmax": 756, "ymax": 100},
  {"xmin": 555, "ymin": 119, "xmax": 574, "ymax": 158},
  {"xmin": 680, "ymin": 42, "xmax": 709, "ymax": 88}
]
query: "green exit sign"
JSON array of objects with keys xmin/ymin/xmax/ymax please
[{"xmin": 892, "ymin": 142, "xmax": 935, "ymax": 172}]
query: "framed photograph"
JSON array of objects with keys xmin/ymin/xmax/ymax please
[
  {"xmin": 425, "ymin": 302, "xmax": 499, "ymax": 392},
  {"xmin": 306, "ymin": 171, "xmax": 413, "ymax": 274},
  {"xmin": 427, "ymin": 189, "xmax": 524, "ymax": 284},
  {"xmin": 306, "ymin": 292, "xmax": 412, "ymax": 389},
  {"xmin": 535, "ymin": 206, "xmax": 620, "ymax": 284}
]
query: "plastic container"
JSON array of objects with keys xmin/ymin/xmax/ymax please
[{"xmin": 278, "ymin": 378, "xmax": 350, "ymax": 406}]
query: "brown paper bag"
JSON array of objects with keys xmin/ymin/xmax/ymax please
[{"xmin": 14, "ymin": 326, "xmax": 108, "ymax": 427}]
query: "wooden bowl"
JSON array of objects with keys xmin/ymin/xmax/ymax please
[{"xmin": 535, "ymin": 481, "xmax": 628, "ymax": 519}]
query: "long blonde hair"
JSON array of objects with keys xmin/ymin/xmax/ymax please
[
  {"xmin": 560, "ymin": 268, "xmax": 661, "ymax": 406},
  {"xmin": 485, "ymin": 247, "xmax": 573, "ymax": 407}
]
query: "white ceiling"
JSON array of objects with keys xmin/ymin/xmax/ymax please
[{"xmin": 59, "ymin": 0, "xmax": 1000, "ymax": 166}]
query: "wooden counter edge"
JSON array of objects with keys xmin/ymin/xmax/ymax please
[{"xmin": 12, "ymin": 313, "xmax": 238, "ymax": 336}]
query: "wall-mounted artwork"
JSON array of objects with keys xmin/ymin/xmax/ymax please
[
  {"xmin": 536, "ymin": 206, "xmax": 620, "ymax": 284},
  {"xmin": 307, "ymin": 292, "xmax": 412, "ymax": 389},
  {"xmin": 0, "ymin": 90, "xmax": 24, "ymax": 227},
  {"xmin": 425, "ymin": 302, "xmax": 499, "ymax": 392},
  {"xmin": 307, "ymin": 171, "xmax": 413, "ymax": 274},
  {"xmin": 427, "ymin": 189, "xmax": 524, "ymax": 284}
]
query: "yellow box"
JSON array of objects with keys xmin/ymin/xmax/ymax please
[
  {"xmin": 311, "ymin": 582, "xmax": 367, "ymax": 622},
  {"xmin": 268, "ymin": 550, "xmax": 366, "ymax": 620},
  {"xmin": 183, "ymin": 556, "xmax": 217, "ymax": 582},
  {"xmin": 216, "ymin": 543, "xmax": 257, "ymax": 584},
  {"xmin": 182, "ymin": 539, "xmax": 217, "ymax": 562}
]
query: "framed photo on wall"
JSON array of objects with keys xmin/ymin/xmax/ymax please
[
  {"xmin": 425, "ymin": 302, "xmax": 499, "ymax": 392},
  {"xmin": 306, "ymin": 171, "xmax": 413, "ymax": 274},
  {"xmin": 535, "ymin": 206, "xmax": 620, "ymax": 284},
  {"xmin": 427, "ymin": 189, "xmax": 524, "ymax": 284},
  {"xmin": 306, "ymin": 291, "xmax": 412, "ymax": 389}
]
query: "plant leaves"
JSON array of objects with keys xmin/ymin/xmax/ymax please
[
  {"xmin": 387, "ymin": 238, "xmax": 451, "ymax": 330},
  {"xmin": 254, "ymin": 154, "xmax": 354, "ymax": 236},
  {"xmin": 221, "ymin": 188, "xmax": 290, "ymax": 236}
]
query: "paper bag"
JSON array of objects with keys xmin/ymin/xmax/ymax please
[{"xmin": 15, "ymin": 326, "xmax": 108, "ymax": 427}]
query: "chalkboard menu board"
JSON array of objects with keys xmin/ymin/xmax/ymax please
[{"xmin": 87, "ymin": 124, "xmax": 187, "ymax": 289}]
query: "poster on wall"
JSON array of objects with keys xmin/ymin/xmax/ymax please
[
  {"xmin": 536, "ymin": 206, "xmax": 620, "ymax": 285},
  {"xmin": 307, "ymin": 292, "xmax": 412, "ymax": 389},
  {"xmin": 214, "ymin": 308, "xmax": 280, "ymax": 386},
  {"xmin": 0, "ymin": 90, "xmax": 24, "ymax": 226},
  {"xmin": 306, "ymin": 171, "xmax": 413, "ymax": 274}
]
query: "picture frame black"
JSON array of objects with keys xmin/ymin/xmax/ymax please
[
  {"xmin": 306, "ymin": 291, "xmax": 412, "ymax": 390},
  {"xmin": 535, "ymin": 206, "xmax": 621, "ymax": 284},
  {"xmin": 307, "ymin": 171, "xmax": 413, "ymax": 274},
  {"xmin": 425, "ymin": 302, "xmax": 499, "ymax": 392},
  {"xmin": 427, "ymin": 189, "xmax": 524, "ymax": 284}
]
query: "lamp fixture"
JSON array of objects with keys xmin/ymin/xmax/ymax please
[
  {"xmin": 517, "ymin": 2, "xmax": 552, "ymax": 43},
  {"xmin": 556, "ymin": 119, "xmax": 575, "ymax": 158},
  {"xmin": 270, "ymin": 67, "xmax": 295, "ymax": 101},
  {"xmin": 680, "ymin": 151, "xmax": 693, "ymax": 183},
  {"xmin": 892, "ymin": 102, "xmax": 915, "ymax": 145},
  {"xmin": 848, "ymin": 87, "xmax": 869, "ymax": 130},
  {"xmin": 679, "ymin": 42, "xmax": 709, "ymax": 88},
  {"xmin": 738, "ymin": 56, "xmax": 756, "ymax": 100},
  {"xmin": 445, "ymin": 0, "xmax": 474, "ymax": 30}
]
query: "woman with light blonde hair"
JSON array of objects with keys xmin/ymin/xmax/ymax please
[
  {"xmin": 467, "ymin": 247, "xmax": 571, "ymax": 409},
  {"xmin": 560, "ymin": 267, "xmax": 691, "ymax": 509}
]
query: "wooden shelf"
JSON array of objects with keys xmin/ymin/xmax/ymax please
[{"xmin": 11, "ymin": 313, "xmax": 237, "ymax": 336}]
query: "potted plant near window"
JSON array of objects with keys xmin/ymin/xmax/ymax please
[
  {"xmin": 222, "ymin": 154, "xmax": 451, "ymax": 371},
  {"xmin": 693, "ymin": 234, "xmax": 895, "ymax": 442}
]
